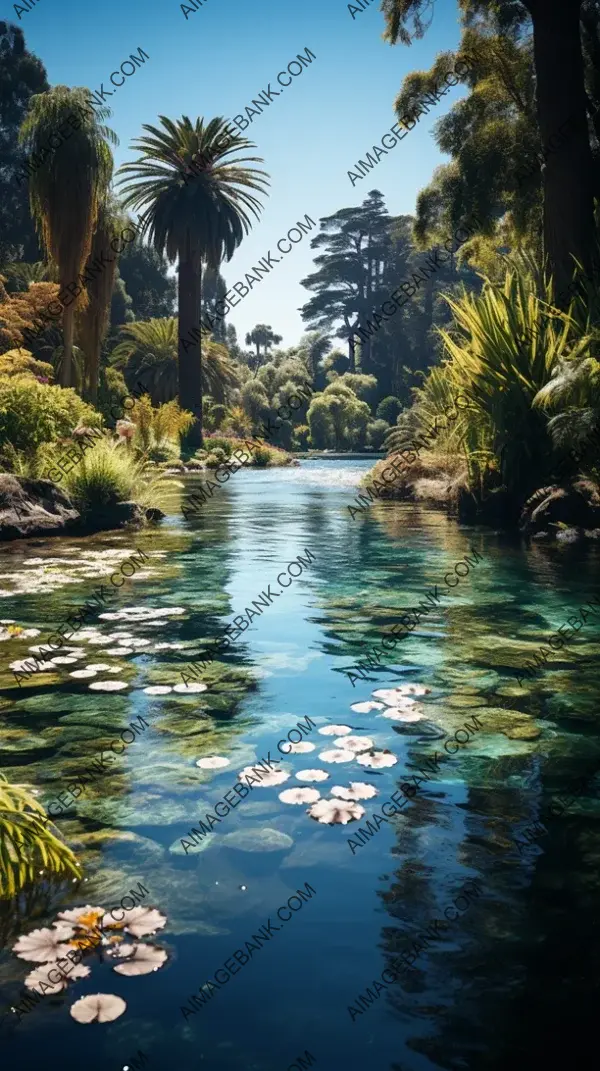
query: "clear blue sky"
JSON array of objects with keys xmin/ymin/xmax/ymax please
[{"xmin": 7, "ymin": 0, "xmax": 464, "ymax": 348}]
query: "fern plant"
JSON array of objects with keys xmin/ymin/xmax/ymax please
[{"xmin": 0, "ymin": 774, "xmax": 81, "ymax": 899}]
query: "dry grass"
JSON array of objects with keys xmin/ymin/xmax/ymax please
[{"xmin": 369, "ymin": 450, "xmax": 468, "ymax": 503}]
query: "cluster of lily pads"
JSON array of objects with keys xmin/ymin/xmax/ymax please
[
  {"xmin": 4, "ymin": 605, "xmax": 210, "ymax": 695},
  {"xmin": 195, "ymin": 682, "xmax": 431, "ymax": 826},
  {"xmin": 0, "ymin": 548, "xmax": 158, "ymax": 599},
  {"xmin": 10, "ymin": 904, "xmax": 168, "ymax": 1025}
]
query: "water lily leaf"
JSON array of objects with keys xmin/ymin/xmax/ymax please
[
  {"xmin": 112, "ymin": 942, "xmax": 167, "ymax": 976},
  {"xmin": 70, "ymin": 993, "xmax": 126, "ymax": 1023}
]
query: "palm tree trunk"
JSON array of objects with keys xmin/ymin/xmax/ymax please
[
  {"xmin": 60, "ymin": 308, "xmax": 74, "ymax": 388},
  {"xmin": 178, "ymin": 255, "xmax": 203, "ymax": 450},
  {"xmin": 527, "ymin": 0, "xmax": 595, "ymax": 302}
]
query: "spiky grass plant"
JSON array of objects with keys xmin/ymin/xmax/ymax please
[
  {"xmin": 61, "ymin": 436, "xmax": 170, "ymax": 513},
  {"xmin": 413, "ymin": 261, "xmax": 594, "ymax": 503},
  {"xmin": 0, "ymin": 774, "xmax": 81, "ymax": 899}
]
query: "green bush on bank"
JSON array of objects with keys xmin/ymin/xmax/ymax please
[{"xmin": 0, "ymin": 375, "xmax": 101, "ymax": 458}]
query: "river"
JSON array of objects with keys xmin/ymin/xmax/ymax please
[{"xmin": 1, "ymin": 459, "xmax": 599, "ymax": 1071}]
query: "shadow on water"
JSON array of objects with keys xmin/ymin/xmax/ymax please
[{"xmin": 0, "ymin": 459, "xmax": 598, "ymax": 1069}]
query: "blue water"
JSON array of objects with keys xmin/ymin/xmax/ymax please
[{"xmin": 1, "ymin": 459, "xmax": 600, "ymax": 1071}]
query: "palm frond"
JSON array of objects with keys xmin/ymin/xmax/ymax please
[{"xmin": 0, "ymin": 773, "xmax": 81, "ymax": 900}]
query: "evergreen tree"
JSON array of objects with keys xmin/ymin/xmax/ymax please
[{"xmin": 0, "ymin": 21, "xmax": 49, "ymax": 266}]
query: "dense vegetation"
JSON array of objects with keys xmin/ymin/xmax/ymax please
[{"xmin": 1, "ymin": 3, "xmax": 599, "ymax": 519}]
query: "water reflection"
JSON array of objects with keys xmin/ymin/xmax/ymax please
[{"xmin": 0, "ymin": 460, "xmax": 598, "ymax": 1070}]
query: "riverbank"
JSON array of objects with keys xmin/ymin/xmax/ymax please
[{"xmin": 354, "ymin": 449, "xmax": 600, "ymax": 541}]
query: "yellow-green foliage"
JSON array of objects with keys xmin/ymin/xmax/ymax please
[
  {"xmin": 223, "ymin": 405, "xmax": 253, "ymax": 437},
  {"xmin": 129, "ymin": 395, "xmax": 194, "ymax": 455},
  {"xmin": 0, "ymin": 375, "xmax": 102, "ymax": 456},
  {"xmin": 0, "ymin": 773, "xmax": 81, "ymax": 899},
  {"xmin": 62, "ymin": 438, "xmax": 137, "ymax": 508},
  {"xmin": 416, "ymin": 262, "xmax": 594, "ymax": 500},
  {"xmin": 0, "ymin": 348, "xmax": 55, "ymax": 381},
  {"xmin": 151, "ymin": 399, "xmax": 194, "ymax": 443},
  {"xmin": 61, "ymin": 437, "xmax": 169, "ymax": 512}
]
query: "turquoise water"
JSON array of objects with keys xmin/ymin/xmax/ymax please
[{"xmin": 1, "ymin": 459, "xmax": 600, "ymax": 1070}]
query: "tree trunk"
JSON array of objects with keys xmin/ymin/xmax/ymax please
[
  {"xmin": 178, "ymin": 255, "xmax": 203, "ymax": 450},
  {"xmin": 88, "ymin": 344, "xmax": 99, "ymax": 405},
  {"xmin": 346, "ymin": 316, "xmax": 356, "ymax": 372},
  {"xmin": 527, "ymin": 0, "xmax": 595, "ymax": 303},
  {"xmin": 60, "ymin": 307, "xmax": 73, "ymax": 388}
]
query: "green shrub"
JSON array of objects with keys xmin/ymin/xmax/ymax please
[
  {"xmin": 252, "ymin": 445, "xmax": 272, "ymax": 467},
  {"xmin": 146, "ymin": 439, "xmax": 180, "ymax": 463},
  {"xmin": 61, "ymin": 438, "xmax": 168, "ymax": 514},
  {"xmin": 205, "ymin": 448, "xmax": 228, "ymax": 467},
  {"xmin": 97, "ymin": 366, "xmax": 129, "ymax": 426},
  {"xmin": 203, "ymin": 435, "xmax": 234, "ymax": 458},
  {"xmin": 367, "ymin": 419, "xmax": 390, "ymax": 450},
  {"xmin": 0, "ymin": 348, "xmax": 55, "ymax": 381},
  {"xmin": 0, "ymin": 375, "xmax": 101, "ymax": 457},
  {"xmin": 292, "ymin": 424, "xmax": 311, "ymax": 450},
  {"xmin": 376, "ymin": 396, "xmax": 403, "ymax": 424},
  {"xmin": 62, "ymin": 439, "xmax": 136, "ymax": 511},
  {"xmin": 128, "ymin": 396, "xmax": 193, "ymax": 458}
]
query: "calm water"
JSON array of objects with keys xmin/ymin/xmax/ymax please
[{"xmin": 1, "ymin": 459, "xmax": 600, "ymax": 1071}]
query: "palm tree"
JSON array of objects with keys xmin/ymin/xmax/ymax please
[
  {"xmin": 116, "ymin": 115, "xmax": 269, "ymax": 448},
  {"xmin": 77, "ymin": 195, "xmax": 123, "ymax": 403},
  {"xmin": 245, "ymin": 323, "xmax": 283, "ymax": 365},
  {"xmin": 0, "ymin": 261, "xmax": 56, "ymax": 292},
  {"xmin": 19, "ymin": 86, "xmax": 116, "ymax": 388},
  {"xmin": 111, "ymin": 316, "xmax": 240, "ymax": 405}
]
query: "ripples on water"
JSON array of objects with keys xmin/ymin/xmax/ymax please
[{"xmin": 1, "ymin": 459, "xmax": 599, "ymax": 1071}]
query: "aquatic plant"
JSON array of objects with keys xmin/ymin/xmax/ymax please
[
  {"xmin": 331, "ymin": 783, "xmax": 378, "ymax": 801},
  {"xmin": 319, "ymin": 749, "xmax": 355, "ymax": 763},
  {"xmin": 307, "ymin": 798, "xmax": 365, "ymax": 824},
  {"xmin": 279, "ymin": 787, "xmax": 321, "ymax": 804},
  {"xmin": 238, "ymin": 765, "xmax": 289, "ymax": 787},
  {"xmin": 0, "ymin": 773, "xmax": 81, "ymax": 898},
  {"xmin": 334, "ymin": 736, "xmax": 373, "ymax": 753},
  {"xmin": 9, "ymin": 903, "xmax": 168, "ymax": 1026},
  {"xmin": 356, "ymin": 750, "xmax": 398, "ymax": 769},
  {"xmin": 70, "ymin": 993, "xmax": 126, "ymax": 1024},
  {"xmin": 295, "ymin": 769, "xmax": 329, "ymax": 783},
  {"xmin": 350, "ymin": 701, "xmax": 385, "ymax": 714}
]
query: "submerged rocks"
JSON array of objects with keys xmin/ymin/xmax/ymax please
[
  {"xmin": 221, "ymin": 827, "xmax": 294, "ymax": 852},
  {"xmin": 470, "ymin": 707, "xmax": 542, "ymax": 740}
]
